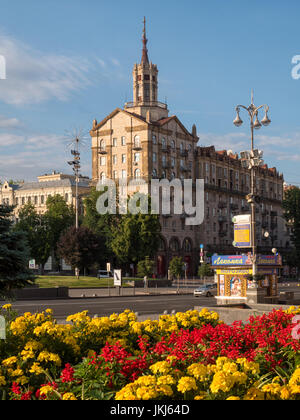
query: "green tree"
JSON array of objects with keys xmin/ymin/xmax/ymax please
[
  {"xmin": 45, "ymin": 195, "xmax": 75, "ymax": 266},
  {"xmin": 0, "ymin": 205, "xmax": 34, "ymax": 298},
  {"xmin": 111, "ymin": 212, "xmax": 161, "ymax": 266},
  {"xmin": 14, "ymin": 204, "xmax": 51, "ymax": 273},
  {"xmin": 283, "ymin": 187, "xmax": 300, "ymax": 267},
  {"xmin": 198, "ymin": 263, "xmax": 214, "ymax": 279},
  {"xmin": 82, "ymin": 187, "xmax": 118, "ymax": 262},
  {"xmin": 169, "ymin": 257, "xmax": 185, "ymax": 280},
  {"xmin": 137, "ymin": 256, "xmax": 154, "ymax": 278},
  {"xmin": 57, "ymin": 226, "xmax": 104, "ymax": 274}
]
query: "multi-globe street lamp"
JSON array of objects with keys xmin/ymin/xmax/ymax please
[
  {"xmin": 68, "ymin": 137, "xmax": 81, "ymax": 278},
  {"xmin": 233, "ymin": 91, "xmax": 271, "ymax": 281}
]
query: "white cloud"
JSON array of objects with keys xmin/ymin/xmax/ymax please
[
  {"xmin": 0, "ymin": 34, "xmax": 104, "ymax": 105},
  {"xmin": 0, "ymin": 115, "xmax": 21, "ymax": 129}
]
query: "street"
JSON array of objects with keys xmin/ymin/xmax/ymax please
[{"xmin": 8, "ymin": 294, "xmax": 217, "ymax": 321}]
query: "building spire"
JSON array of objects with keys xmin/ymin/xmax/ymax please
[{"xmin": 141, "ymin": 17, "xmax": 149, "ymax": 64}]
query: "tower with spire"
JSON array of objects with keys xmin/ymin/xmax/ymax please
[{"xmin": 124, "ymin": 17, "xmax": 169, "ymax": 122}]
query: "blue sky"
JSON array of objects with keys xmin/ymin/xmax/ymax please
[{"xmin": 0, "ymin": 0, "xmax": 299, "ymax": 185}]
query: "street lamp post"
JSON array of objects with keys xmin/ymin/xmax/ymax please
[
  {"xmin": 234, "ymin": 90, "xmax": 271, "ymax": 281},
  {"xmin": 68, "ymin": 137, "xmax": 81, "ymax": 279}
]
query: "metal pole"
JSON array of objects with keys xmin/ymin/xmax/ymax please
[{"xmin": 250, "ymin": 119, "xmax": 257, "ymax": 278}]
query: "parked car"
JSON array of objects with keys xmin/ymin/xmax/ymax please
[
  {"xmin": 194, "ymin": 283, "xmax": 217, "ymax": 297},
  {"xmin": 97, "ymin": 270, "xmax": 112, "ymax": 279}
]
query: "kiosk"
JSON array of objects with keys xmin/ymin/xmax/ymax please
[{"xmin": 211, "ymin": 253, "xmax": 282, "ymax": 305}]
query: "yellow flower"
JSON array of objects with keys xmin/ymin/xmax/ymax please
[
  {"xmin": 0, "ymin": 376, "xmax": 6, "ymax": 386},
  {"xmin": 177, "ymin": 377, "xmax": 198, "ymax": 394},
  {"xmin": 157, "ymin": 375, "xmax": 176, "ymax": 386},
  {"xmin": 210, "ymin": 371, "xmax": 235, "ymax": 394},
  {"xmin": 39, "ymin": 385, "xmax": 54, "ymax": 396},
  {"xmin": 226, "ymin": 396, "xmax": 241, "ymax": 400},
  {"xmin": 62, "ymin": 393, "xmax": 77, "ymax": 401},
  {"xmin": 150, "ymin": 361, "xmax": 171, "ymax": 375},
  {"xmin": 194, "ymin": 392, "xmax": 207, "ymax": 400},
  {"xmin": 2, "ymin": 304, "xmax": 12, "ymax": 310},
  {"xmin": 280, "ymin": 386, "xmax": 291, "ymax": 400},
  {"xmin": 29, "ymin": 363, "xmax": 44, "ymax": 376},
  {"xmin": 187, "ymin": 363, "xmax": 209, "ymax": 381},
  {"xmin": 2, "ymin": 356, "xmax": 18, "ymax": 366},
  {"xmin": 11, "ymin": 368, "xmax": 23, "ymax": 377}
]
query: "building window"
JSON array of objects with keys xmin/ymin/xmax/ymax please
[
  {"xmin": 113, "ymin": 138, "xmax": 117, "ymax": 147},
  {"xmin": 134, "ymin": 153, "xmax": 140, "ymax": 163},
  {"xmin": 134, "ymin": 135, "xmax": 140, "ymax": 148},
  {"xmin": 152, "ymin": 169, "xmax": 158, "ymax": 178},
  {"xmin": 162, "ymin": 138, "xmax": 167, "ymax": 149},
  {"xmin": 121, "ymin": 136, "xmax": 126, "ymax": 146},
  {"xmin": 134, "ymin": 169, "xmax": 141, "ymax": 179},
  {"xmin": 113, "ymin": 155, "xmax": 117, "ymax": 165},
  {"xmin": 122, "ymin": 154, "xmax": 126, "ymax": 164},
  {"xmin": 170, "ymin": 238, "xmax": 180, "ymax": 252},
  {"xmin": 152, "ymin": 134, "xmax": 157, "ymax": 144},
  {"xmin": 65, "ymin": 194, "xmax": 68, "ymax": 203},
  {"xmin": 40, "ymin": 196, "xmax": 44, "ymax": 205},
  {"xmin": 100, "ymin": 173, "xmax": 106, "ymax": 183},
  {"xmin": 171, "ymin": 140, "xmax": 175, "ymax": 149},
  {"xmin": 100, "ymin": 156, "xmax": 106, "ymax": 166},
  {"xmin": 100, "ymin": 139, "xmax": 105, "ymax": 150},
  {"xmin": 113, "ymin": 170, "xmax": 117, "ymax": 180},
  {"xmin": 121, "ymin": 170, "xmax": 127, "ymax": 179},
  {"xmin": 153, "ymin": 152, "xmax": 157, "ymax": 163}
]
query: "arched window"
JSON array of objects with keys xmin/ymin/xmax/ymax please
[
  {"xmin": 162, "ymin": 138, "xmax": 167, "ymax": 149},
  {"xmin": 171, "ymin": 140, "xmax": 175, "ymax": 149},
  {"xmin": 100, "ymin": 172, "xmax": 106, "ymax": 183},
  {"xmin": 161, "ymin": 170, "xmax": 166, "ymax": 179},
  {"xmin": 180, "ymin": 142, "xmax": 184, "ymax": 152},
  {"xmin": 169, "ymin": 238, "xmax": 180, "ymax": 252},
  {"xmin": 135, "ymin": 169, "xmax": 141, "ymax": 179},
  {"xmin": 100, "ymin": 139, "xmax": 105, "ymax": 150},
  {"xmin": 152, "ymin": 134, "xmax": 157, "ymax": 144},
  {"xmin": 158, "ymin": 237, "xmax": 167, "ymax": 252},
  {"xmin": 183, "ymin": 238, "xmax": 193, "ymax": 253},
  {"xmin": 170, "ymin": 172, "xmax": 176, "ymax": 180},
  {"xmin": 152, "ymin": 169, "xmax": 158, "ymax": 178}
]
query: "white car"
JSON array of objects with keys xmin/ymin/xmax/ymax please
[
  {"xmin": 194, "ymin": 284, "xmax": 218, "ymax": 297},
  {"xmin": 97, "ymin": 270, "xmax": 112, "ymax": 279}
]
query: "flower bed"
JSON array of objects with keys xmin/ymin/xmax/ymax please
[{"xmin": 0, "ymin": 304, "xmax": 299, "ymax": 400}]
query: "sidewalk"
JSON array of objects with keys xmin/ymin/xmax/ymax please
[{"xmin": 68, "ymin": 286, "xmax": 194, "ymax": 298}]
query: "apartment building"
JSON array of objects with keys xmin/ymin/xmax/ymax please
[
  {"xmin": 0, "ymin": 171, "xmax": 91, "ymax": 219},
  {"xmin": 90, "ymin": 20, "xmax": 288, "ymax": 276}
]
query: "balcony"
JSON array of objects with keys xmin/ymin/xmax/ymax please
[
  {"xmin": 98, "ymin": 148, "xmax": 107, "ymax": 155},
  {"xmin": 124, "ymin": 101, "xmax": 168, "ymax": 110},
  {"xmin": 133, "ymin": 145, "xmax": 142, "ymax": 152},
  {"xmin": 180, "ymin": 150, "xmax": 188, "ymax": 158},
  {"xmin": 218, "ymin": 201, "xmax": 227, "ymax": 209}
]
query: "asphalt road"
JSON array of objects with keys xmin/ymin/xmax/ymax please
[{"xmin": 8, "ymin": 294, "xmax": 216, "ymax": 320}]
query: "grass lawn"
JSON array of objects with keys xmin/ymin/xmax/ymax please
[{"xmin": 36, "ymin": 276, "xmax": 115, "ymax": 289}]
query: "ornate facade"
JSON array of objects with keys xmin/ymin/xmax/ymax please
[{"xmin": 90, "ymin": 20, "xmax": 288, "ymax": 277}]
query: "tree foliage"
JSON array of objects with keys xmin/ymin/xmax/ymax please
[
  {"xmin": 283, "ymin": 186, "xmax": 300, "ymax": 266},
  {"xmin": 0, "ymin": 205, "xmax": 34, "ymax": 298},
  {"xmin": 14, "ymin": 204, "xmax": 51, "ymax": 270},
  {"xmin": 57, "ymin": 226, "xmax": 104, "ymax": 272},
  {"xmin": 169, "ymin": 257, "xmax": 185, "ymax": 280}
]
